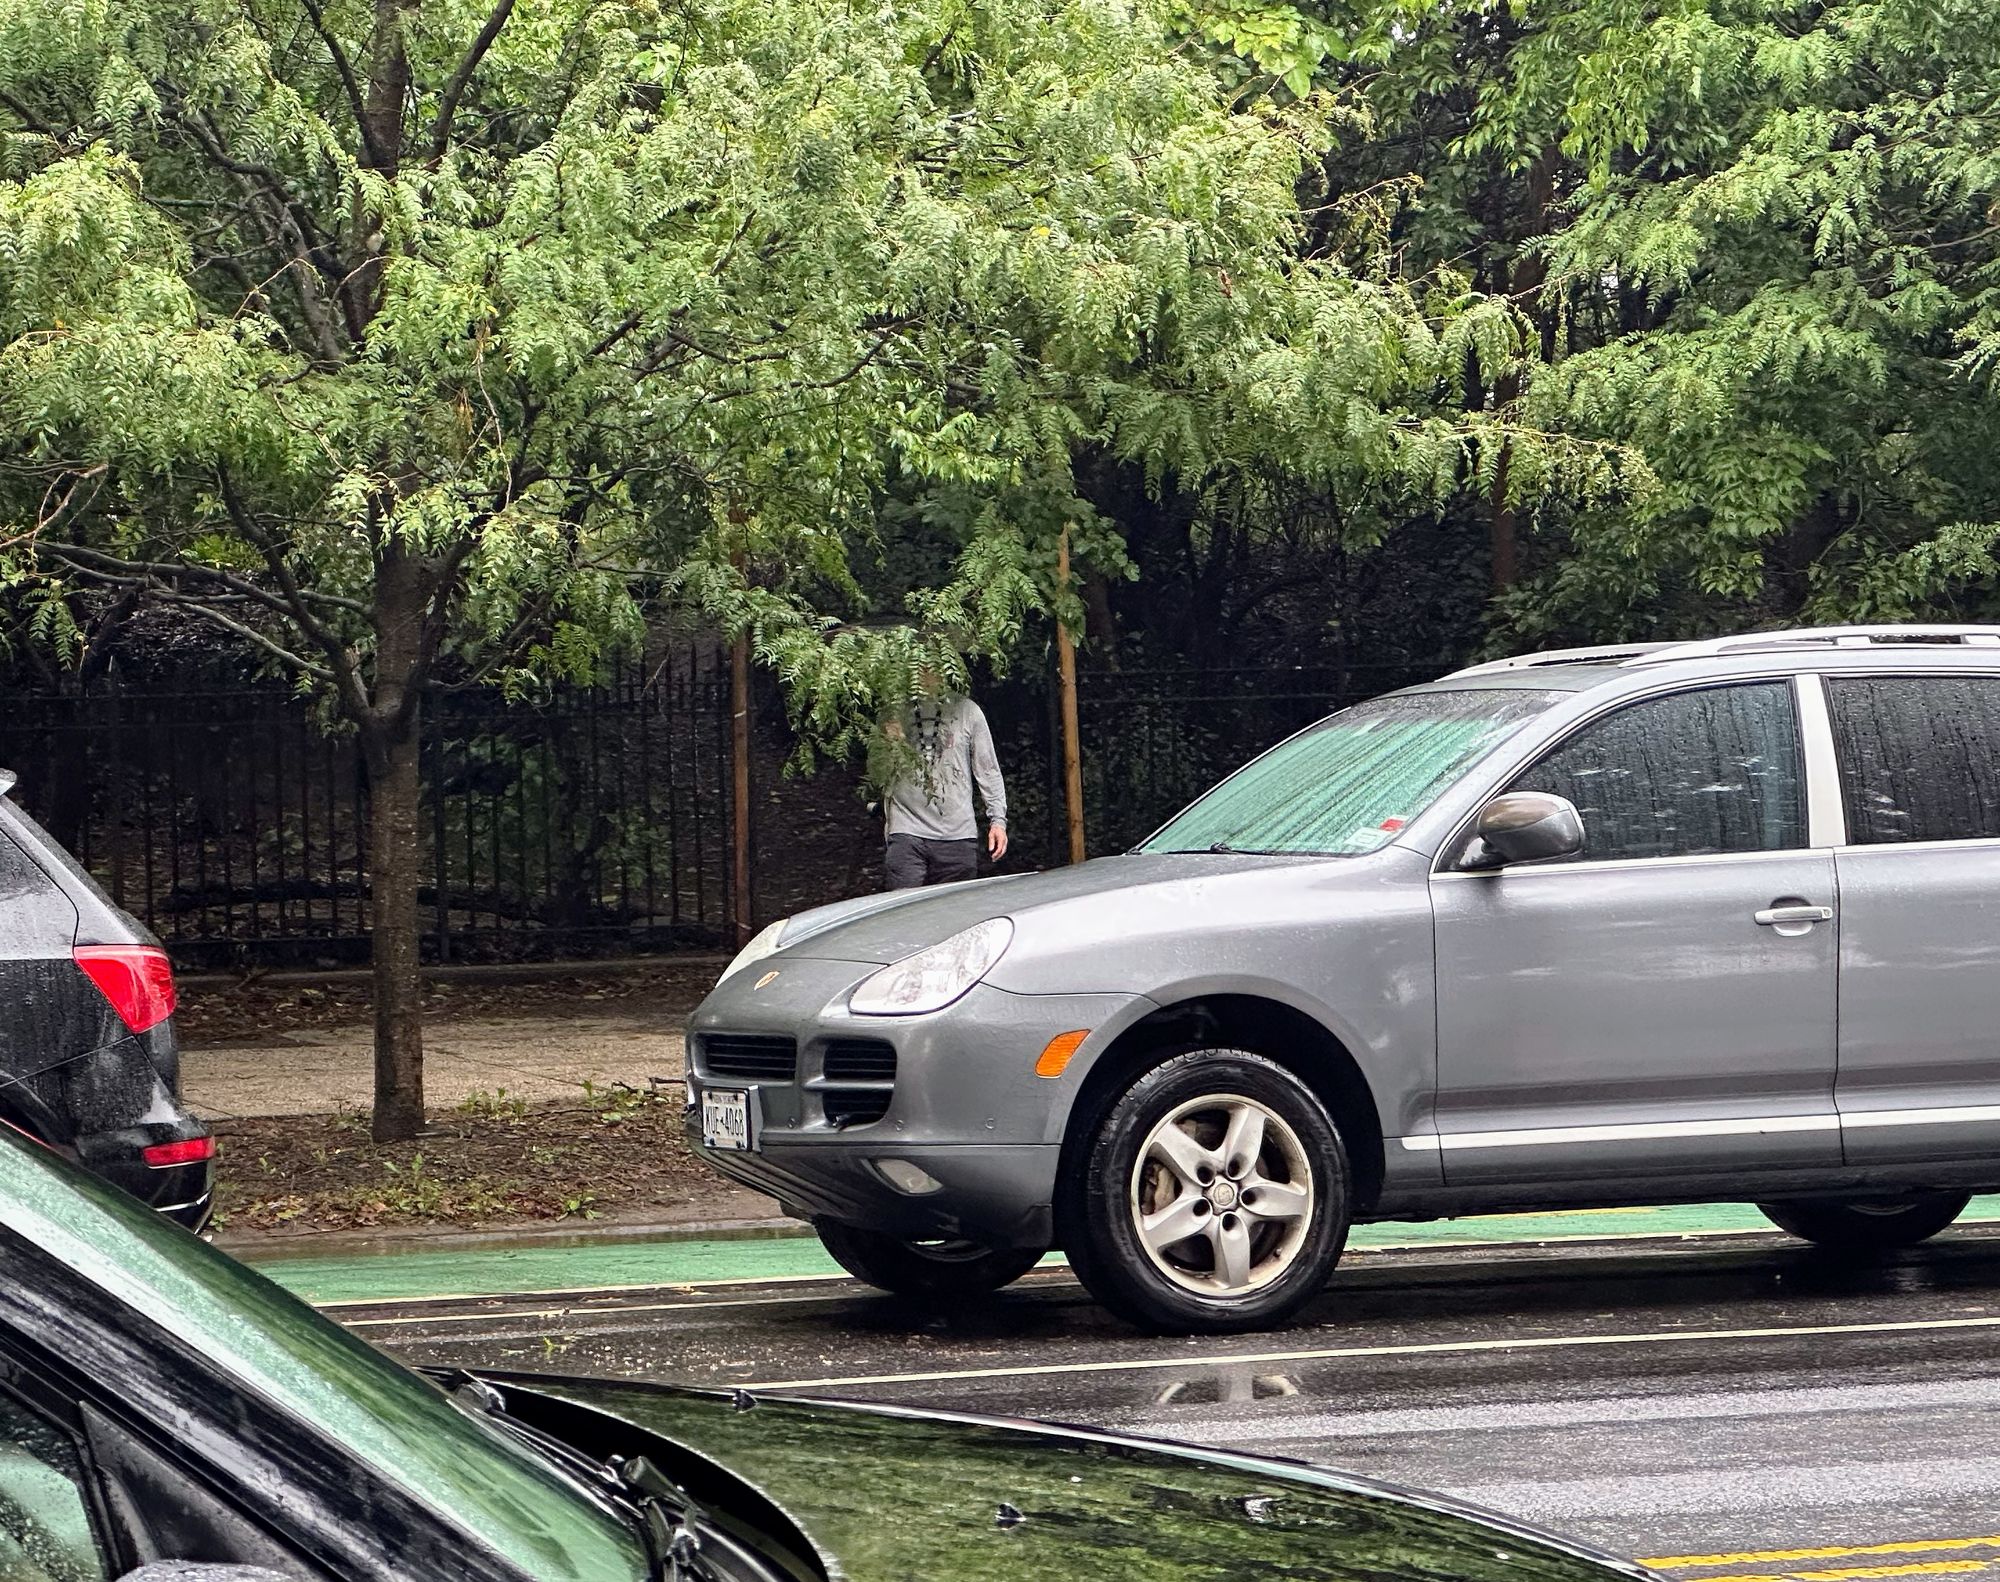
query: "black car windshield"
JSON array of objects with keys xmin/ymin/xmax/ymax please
[
  {"xmin": 1139, "ymin": 688, "xmax": 1567, "ymax": 856},
  {"xmin": 0, "ymin": 1130, "xmax": 648, "ymax": 1581}
]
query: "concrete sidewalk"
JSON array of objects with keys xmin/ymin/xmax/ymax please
[{"xmin": 183, "ymin": 1010, "xmax": 687, "ymax": 1119}]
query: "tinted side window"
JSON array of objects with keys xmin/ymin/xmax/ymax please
[
  {"xmin": 1825, "ymin": 675, "xmax": 2000, "ymax": 844},
  {"xmin": 0, "ymin": 831, "xmax": 50, "ymax": 907},
  {"xmin": 1510, "ymin": 682, "xmax": 1805, "ymax": 862},
  {"xmin": 0, "ymin": 1385, "xmax": 108, "ymax": 1582}
]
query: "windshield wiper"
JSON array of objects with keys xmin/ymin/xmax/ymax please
[
  {"xmin": 620, "ymin": 1454, "xmax": 728, "ymax": 1582},
  {"xmin": 445, "ymin": 1374, "xmax": 726, "ymax": 1582}
]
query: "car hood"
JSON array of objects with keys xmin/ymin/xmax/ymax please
[
  {"xmin": 771, "ymin": 851, "xmax": 1334, "ymax": 967},
  {"xmin": 490, "ymin": 1373, "xmax": 1655, "ymax": 1582}
]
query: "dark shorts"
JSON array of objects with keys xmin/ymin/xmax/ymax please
[{"xmin": 885, "ymin": 834, "xmax": 980, "ymax": 890}]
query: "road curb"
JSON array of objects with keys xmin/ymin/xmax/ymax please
[{"xmin": 226, "ymin": 1212, "xmax": 811, "ymax": 1266}]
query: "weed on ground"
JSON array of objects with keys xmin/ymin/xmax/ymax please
[{"xmin": 212, "ymin": 1081, "xmax": 719, "ymax": 1235}]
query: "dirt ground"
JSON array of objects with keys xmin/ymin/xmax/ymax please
[
  {"xmin": 189, "ymin": 964, "xmax": 736, "ymax": 1236},
  {"xmin": 211, "ymin": 1087, "xmax": 725, "ymax": 1235}
]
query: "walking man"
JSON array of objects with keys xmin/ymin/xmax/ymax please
[{"xmin": 882, "ymin": 682, "xmax": 1009, "ymax": 889}]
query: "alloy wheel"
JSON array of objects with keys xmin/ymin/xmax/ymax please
[{"xmin": 1127, "ymin": 1093, "xmax": 1314, "ymax": 1296}]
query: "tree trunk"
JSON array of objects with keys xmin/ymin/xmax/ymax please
[
  {"xmin": 367, "ymin": 544, "xmax": 429, "ymax": 1143},
  {"xmin": 366, "ymin": 721, "xmax": 426, "ymax": 1142},
  {"xmin": 1489, "ymin": 424, "xmax": 1519, "ymax": 593}
]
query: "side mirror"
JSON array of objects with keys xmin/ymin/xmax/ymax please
[{"xmin": 1462, "ymin": 792, "xmax": 1584, "ymax": 870}]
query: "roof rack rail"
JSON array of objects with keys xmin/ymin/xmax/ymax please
[
  {"xmin": 1449, "ymin": 643, "xmax": 1677, "ymax": 678},
  {"xmin": 1622, "ymin": 625, "xmax": 2000, "ymax": 668}
]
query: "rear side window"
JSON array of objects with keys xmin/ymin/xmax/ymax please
[
  {"xmin": 1825, "ymin": 675, "xmax": 2000, "ymax": 844},
  {"xmin": 1509, "ymin": 682, "xmax": 1805, "ymax": 862},
  {"xmin": 0, "ymin": 831, "xmax": 50, "ymax": 907}
]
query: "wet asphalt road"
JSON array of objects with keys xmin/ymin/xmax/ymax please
[{"xmin": 344, "ymin": 1225, "xmax": 2000, "ymax": 1574}]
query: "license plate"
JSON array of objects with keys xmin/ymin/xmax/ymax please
[{"xmin": 701, "ymin": 1088, "xmax": 755, "ymax": 1152}]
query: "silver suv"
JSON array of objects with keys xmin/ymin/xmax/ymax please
[{"xmin": 688, "ymin": 626, "xmax": 2000, "ymax": 1332}]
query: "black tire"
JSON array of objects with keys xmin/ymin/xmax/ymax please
[
  {"xmin": 814, "ymin": 1221, "xmax": 1045, "ymax": 1300},
  {"xmin": 1757, "ymin": 1191, "xmax": 1970, "ymax": 1252},
  {"xmin": 1062, "ymin": 1049, "xmax": 1351, "ymax": 1334}
]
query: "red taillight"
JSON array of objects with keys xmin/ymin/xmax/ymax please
[
  {"xmin": 142, "ymin": 1136, "xmax": 214, "ymax": 1168},
  {"xmin": 73, "ymin": 944, "xmax": 178, "ymax": 1034}
]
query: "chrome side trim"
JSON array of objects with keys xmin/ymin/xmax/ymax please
[
  {"xmin": 1431, "ymin": 847, "xmax": 1834, "ymax": 881},
  {"xmin": 1842, "ymin": 1105, "xmax": 2000, "ymax": 1130},
  {"xmin": 1400, "ymin": 1103, "xmax": 2000, "ymax": 1154},
  {"xmin": 1398, "ymin": 1115, "xmax": 1839, "ymax": 1153},
  {"xmin": 1832, "ymin": 835, "xmax": 2000, "ymax": 857},
  {"xmin": 1794, "ymin": 672, "xmax": 1848, "ymax": 849}
]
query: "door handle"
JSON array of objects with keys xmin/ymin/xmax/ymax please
[{"xmin": 1754, "ymin": 904, "xmax": 1834, "ymax": 926}]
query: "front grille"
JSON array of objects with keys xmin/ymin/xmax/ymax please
[
  {"xmin": 824, "ymin": 1089, "xmax": 893, "ymax": 1126},
  {"xmin": 701, "ymin": 1034, "xmax": 798, "ymax": 1082},
  {"xmin": 820, "ymin": 1038, "xmax": 896, "ymax": 1127},
  {"xmin": 822, "ymin": 1039, "xmax": 897, "ymax": 1083}
]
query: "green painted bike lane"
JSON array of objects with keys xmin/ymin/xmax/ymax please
[{"xmin": 245, "ymin": 1196, "xmax": 2000, "ymax": 1307}]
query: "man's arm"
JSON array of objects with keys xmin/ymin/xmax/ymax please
[{"xmin": 967, "ymin": 704, "xmax": 1009, "ymax": 859}]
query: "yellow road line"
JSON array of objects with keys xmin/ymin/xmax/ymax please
[
  {"xmin": 1686, "ymin": 1563, "xmax": 1992, "ymax": 1582},
  {"xmin": 1649, "ymin": 1539, "xmax": 2000, "ymax": 1569},
  {"xmin": 743, "ymin": 1311, "xmax": 2000, "ymax": 1391}
]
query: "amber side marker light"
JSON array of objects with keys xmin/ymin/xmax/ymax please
[{"xmin": 1034, "ymin": 1030, "xmax": 1091, "ymax": 1078}]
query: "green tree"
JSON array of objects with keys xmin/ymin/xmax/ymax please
[
  {"xmin": 1518, "ymin": 0, "xmax": 2000, "ymax": 636},
  {"xmin": 1215, "ymin": 0, "xmax": 2000, "ymax": 641},
  {"xmin": 0, "ymin": 0, "xmax": 1608, "ymax": 1137}
]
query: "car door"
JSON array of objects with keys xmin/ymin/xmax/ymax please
[
  {"xmin": 1428, "ymin": 678, "xmax": 1842, "ymax": 1186},
  {"xmin": 1820, "ymin": 671, "xmax": 2000, "ymax": 1165}
]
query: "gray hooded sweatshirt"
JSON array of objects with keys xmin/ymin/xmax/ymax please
[{"xmin": 885, "ymin": 696, "xmax": 1008, "ymax": 842}]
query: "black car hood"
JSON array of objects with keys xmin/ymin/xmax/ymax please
[{"xmin": 482, "ymin": 1372, "xmax": 1657, "ymax": 1582}]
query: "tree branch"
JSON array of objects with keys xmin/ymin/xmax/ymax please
[
  {"xmin": 44, "ymin": 557, "xmax": 335, "ymax": 681},
  {"xmin": 0, "ymin": 85, "xmax": 59, "ymax": 140},
  {"xmin": 430, "ymin": 0, "xmax": 516, "ymax": 161},
  {"xmin": 149, "ymin": 592, "xmax": 335, "ymax": 680},
  {"xmin": 217, "ymin": 467, "xmax": 375, "ymax": 721},
  {"xmin": 298, "ymin": 0, "xmax": 387, "ymax": 166}
]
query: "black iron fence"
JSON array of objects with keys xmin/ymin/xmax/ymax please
[
  {"xmin": 0, "ymin": 658, "xmax": 1425, "ymax": 967},
  {"xmin": 0, "ymin": 658, "xmax": 737, "ymax": 968}
]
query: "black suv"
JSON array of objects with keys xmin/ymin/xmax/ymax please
[{"xmin": 0, "ymin": 768, "xmax": 212, "ymax": 1229}]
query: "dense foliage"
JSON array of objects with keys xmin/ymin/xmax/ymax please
[
  {"xmin": 7, "ymin": 0, "xmax": 1998, "ymax": 1118},
  {"xmin": 1220, "ymin": 0, "xmax": 2000, "ymax": 645},
  {"xmin": 0, "ymin": 0, "xmax": 1581, "ymax": 1122}
]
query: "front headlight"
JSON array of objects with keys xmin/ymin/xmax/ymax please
[
  {"xmin": 718, "ymin": 918, "xmax": 790, "ymax": 985},
  {"xmin": 849, "ymin": 918, "xmax": 1014, "ymax": 1016}
]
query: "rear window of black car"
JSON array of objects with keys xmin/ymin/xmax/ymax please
[{"xmin": 0, "ymin": 800, "xmax": 117, "ymax": 915}]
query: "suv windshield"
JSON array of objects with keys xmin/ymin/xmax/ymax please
[{"xmin": 1139, "ymin": 688, "xmax": 1566, "ymax": 857}]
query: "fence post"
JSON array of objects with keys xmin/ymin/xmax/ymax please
[
  {"xmin": 729, "ymin": 612, "xmax": 754, "ymax": 948},
  {"xmin": 428, "ymin": 724, "xmax": 450, "ymax": 963},
  {"xmin": 1055, "ymin": 526, "xmax": 1086, "ymax": 865}
]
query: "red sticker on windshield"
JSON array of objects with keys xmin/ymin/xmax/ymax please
[{"xmin": 1378, "ymin": 817, "xmax": 1406, "ymax": 832}]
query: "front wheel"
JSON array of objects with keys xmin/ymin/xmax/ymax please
[
  {"xmin": 814, "ymin": 1221, "xmax": 1045, "ymax": 1300},
  {"xmin": 1063, "ymin": 1049, "xmax": 1351, "ymax": 1334},
  {"xmin": 1757, "ymin": 1191, "xmax": 1970, "ymax": 1252}
]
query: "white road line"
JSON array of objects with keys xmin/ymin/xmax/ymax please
[
  {"xmin": 340, "ymin": 1289, "xmax": 867, "ymax": 1329},
  {"xmin": 744, "ymin": 1313, "xmax": 2000, "ymax": 1392},
  {"xmin": 1130, "ymin": 1376, "xmax": 2000, "ymax": 1447},
  {"xmin": 310, "ymin": 1217, "xmax": 2000, "ymax": 1319},
  {"xmin": 313, "ymin": 1270, "xmax": 855, "ymax": 1310}
]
